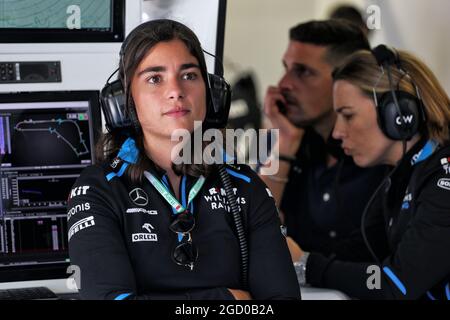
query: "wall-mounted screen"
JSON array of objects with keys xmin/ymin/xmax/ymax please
[{"xmin": 0, "ymin": 0, "xmax": 124, "ymax": 42}]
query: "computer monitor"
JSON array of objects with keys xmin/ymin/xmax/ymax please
[
  {"xmin": 0, "ymin": 0, "xmax": 125, "ymax": 43},
  {"xmin": 0, "ymin": 91, "xmax": 101, "ymax": 282}
]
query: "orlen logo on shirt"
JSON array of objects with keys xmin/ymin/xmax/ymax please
[
  {"xmin": 70, "ymin": 186, "xmax": 90, "ymax": 199},
  {"xmin": 437, "ymin": 178, "xmax": 450, "ymax": 191},
  {"xmin": 132, "ymin": 223, "xmax": 158, "ymax": 242}
]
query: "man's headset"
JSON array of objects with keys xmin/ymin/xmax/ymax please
[
  {"xmin": 371, "ymin": 44, "xmax": 426, "ymax": 141},
  {"xmin": 100, "ymin": 22, "xmax": 232, "ymax": 132}
]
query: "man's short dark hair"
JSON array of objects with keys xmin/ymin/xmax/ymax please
[
  {"xmin": 330, "ymin": 5, "xmax": 366, "ymax": 26},
  {"xmin": 329, "ymin": 5, "xmax": 370, "ymax": 37},
  {"xmin": 289, "ymin": 20, "xmax": 370, "ymax": 67}
]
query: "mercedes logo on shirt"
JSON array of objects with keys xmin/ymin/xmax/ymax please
[{"xmin": 129, "ymin": 188, "xmax": 149, "ymax": 206}]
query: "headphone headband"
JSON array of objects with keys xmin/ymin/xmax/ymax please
[{"xmin": 372, "ymin": 44, "xmax": 400, "ymax": 68}]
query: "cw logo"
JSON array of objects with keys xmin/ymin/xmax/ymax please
[{"xmin": 396, "ymin": 115, "xmax": 414, "ymax": 126}]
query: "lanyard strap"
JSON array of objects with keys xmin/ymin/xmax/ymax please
[{"xmin": 143, "ymin": 171, "xmax": 205, "ymax": 214}]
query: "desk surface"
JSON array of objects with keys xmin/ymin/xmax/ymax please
[
  {"xmin": 0, "ymin": 279, "xmax": 349, "ymax": 300},
  {"xmin": 0, "ymin": 279, "xmax": 78, "ymax": 294},
  {"xmin": 301, "ymin": 286, "xmax": 349, "ymax": 300}
]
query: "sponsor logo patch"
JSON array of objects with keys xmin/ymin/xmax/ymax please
[
  {"xmin": 70, "ymin": 186, "xmax": 90, "ymax": 199},
  {"xmin": 132, "ymin": 223, "xmax": 158, "ymax": 242},
  {"xmin": 203, "ymin": 186, "xmax": 246, "ymax": 212},
  {"xmin": 129, "ymin": 188, "xmax": 149, "ymax": 206},
  {"xmin": 437, "ymin": 178, "xmax": 450, "ymax": 191},
  {"xmin": 401, "ymin": 193, "xmax": 412, "ymax": 210},
  {"xmin": 67, "ymin": 202, "xmax": 91, "ymax": 220},
  {"xmin": 441, "ymin": 157, "xmax": 450, "ymax": 174},
  {"xmin": 68, "ymin": 216, "xmax": 95, "ymax": 241},
  {"xmin": 126, "ymin": 208, "xmax": 158, "ymax": 215},
  {"xmin": 110, "ymin": 157, "xmax": 121, "ymax": 169}
]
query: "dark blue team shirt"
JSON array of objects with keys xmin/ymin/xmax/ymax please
[{"xmin": 281, "ymin": 128, "xmax": 388, "ymax": 255}]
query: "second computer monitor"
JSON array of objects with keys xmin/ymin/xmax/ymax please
[{"xmin": 0, "ymin": 90, "xmax": 101, "ymax": 282}]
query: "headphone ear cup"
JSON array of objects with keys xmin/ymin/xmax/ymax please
[
  {"xmin": 100, "ymin": 79, "xmax": 132, "ymax": 131},
  {"xmin": 376, "ymin": 91, "xmax": 421, "ymax": 141},
  {"xmin": 204, "ymin": 73, "xmax": 231, "ymax": 129}
]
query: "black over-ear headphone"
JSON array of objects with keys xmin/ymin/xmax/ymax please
[
  {"xmin": 371, "ymin": 45, "xmax": 426, "ymax": 141},
  {"xmin": 100, "ymin": 22, "xmax": 232, "ymax": 132}
]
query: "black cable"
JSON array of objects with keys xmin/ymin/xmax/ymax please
[
  {"xmin": 106, "ymin": 67, "xmax": 119, "ymax": 84},
  {"xmin": 360, "ymin": 162, "xmax": 404, "ymax": 299},
  {"xmin": 361, "ymin": 48, "xmax": 410, "ymax": 297},
  {"xmin": 218, "ymin": 165, "xmax": 249, "ymax": 289},
  {"xmin": 203, "ymin": 49, "xmax": 224, "ymax": 76},
  {"xmin": 363, "ymin": 65, "xmax": 405, "ymax": 264},
  {"xmin": 360, "ymin": 164, "xmax": 400, "ymax": 265}
]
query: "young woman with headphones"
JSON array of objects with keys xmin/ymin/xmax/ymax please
[
  {"xmin": 67, "ymin": 19, "xmax": 301, "ymax": 300},
  {"xmin": 292, "ymin": 45, "xmax": 450, "ymax": 299}
]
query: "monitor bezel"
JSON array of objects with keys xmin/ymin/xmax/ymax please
[
  {"xmin": 215, "ymin": 0, "xmax": 227, "ymax": 75},
  {"xmin": 0, "ymin": 90, "xmax": 101, "ymax": 283},
  {"xmin": 0, "ymin": 0, "xmax": 125, "ymax": 43}
]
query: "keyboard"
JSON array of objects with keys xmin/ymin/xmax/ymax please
[{"xmin": 0, "ymin": 287, "xmax": 59, "ymax": 300}]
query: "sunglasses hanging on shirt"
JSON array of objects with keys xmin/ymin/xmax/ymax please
[{"xmin": 143, "ymin": 171, "xmax": 205, "ymax": 271}]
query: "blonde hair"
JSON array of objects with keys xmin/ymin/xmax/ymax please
[{"xmin": 333, "ymin": 49, "xmax": 450, "ymax": 145}]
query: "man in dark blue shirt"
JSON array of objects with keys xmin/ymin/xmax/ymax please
[{"xmin": 259, "ymin": 20, "xmax": 387, "ymax": 257}]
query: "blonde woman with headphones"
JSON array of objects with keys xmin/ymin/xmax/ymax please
[{"xmin": 293, "ymin": 45, "xmax": 450, "ymax": 300}]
